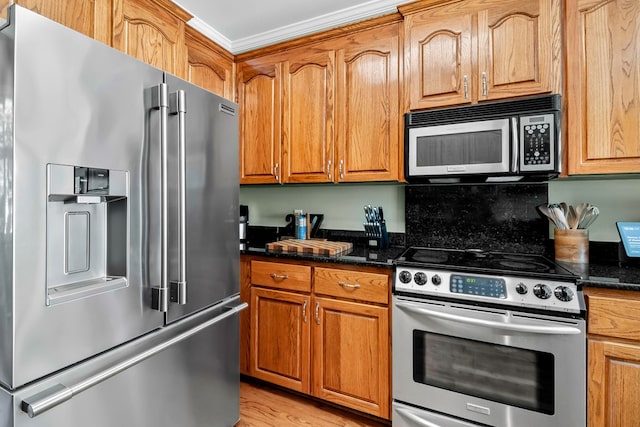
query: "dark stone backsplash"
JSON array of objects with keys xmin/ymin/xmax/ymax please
[{"xmin": 405, "ymin": 182, "xmax": 549, "ymax": 255}]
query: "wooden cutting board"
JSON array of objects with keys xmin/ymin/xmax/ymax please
[{"xmin": 266, "ymin": 239, "xmax": 353, "ymax": 256}]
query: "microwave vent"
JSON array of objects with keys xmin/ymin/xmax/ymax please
[{"xmin": 407, "ymin": 94, "xmax": 561, "ymax": 126}]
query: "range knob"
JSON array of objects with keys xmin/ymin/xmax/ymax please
[
  {"xmin": 431, "ymin": 275, "xmax": 442, "ymax": 286},
  {"xmin": 554, "ymin": 286, "xmax": 574, "ymax": 302},
  {"xmin": 515, "ymin": 283, "xmax": 528, "ymax": 295},
  {"xmin": 398, "ymin": 270, "xmax": 413, "ymax": 284},
  {"xmin": 533, "ymin": 284, "xmax": 552, "ymax": 300},
  {"xmin": 414, "ymin": 272, "xmax": 428, "ymax": 286}
]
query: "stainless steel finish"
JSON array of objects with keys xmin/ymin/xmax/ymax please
[
  {"xmin": 2, "ymin": 298, "xmax": 245, "ymax": 427},
  {"xmin": 395, "ymin": 300, "xmax": 582, "ymax": 335},
  {"xmin": 463, "ymin": 75, "xmax": 468, "ymax": 99},
  {"xmin": 169, "ymin": 89, "xmax": 187, "ymax": 305},
  {"xmin": 519, "ymin": 113, "xmax": 557, "ymax": 172},
  {"xmin": 393, "ymin": 294, "xmax": 586, "ymax": 427},
  {"xmin": 163, "ymin": 74, "xmax": 239, "ymax": 324},
  {"xmin": 511, "ymin": 116, "xmax": 519, "ymax": 172},
  {"xmin": 481, "ymin": 71, "xmax": 487, "ymax": 96},
  {"xmin": 393, "ymin": 401, "xmax": 482, "ymax": 427},
  {"xmin": 394, "ymin": 266, "xmax": 583, "ymax": 313},
  {"xmin": 22, "ymin": 299, "xmax": 247, "ymax": 418},
  {"xmin": 407, "ymin": 118, "xmax": 511, "ymax": 177},
  {"xmin": 1, "ymin": 7, "xmax": 241, "ymax": 426},
  {"xmin": 338, "ymin": 281, "xmax": 361, "ymax": 289},
  {"xmin": 151, "ymin": 82, "xmax": 170, "ymax": 312}
]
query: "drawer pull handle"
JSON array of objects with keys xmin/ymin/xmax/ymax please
[
  {"xmin": 338, "ymin": 281, "xmax": 361, "ymax": 289},
  {"xmin": 270, "ymin": 273, "xmax": 289, "ymax": 280},
  {"xmin": 302, "ymin": 300, "xmax": 307, "ymax": 323}
]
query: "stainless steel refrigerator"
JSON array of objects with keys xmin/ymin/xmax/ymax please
[{"xmin": 0, "ymin": 5, "xmax": 245, "ymax": 426}]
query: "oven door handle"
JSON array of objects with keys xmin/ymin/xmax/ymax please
[{"xmin": 396, "ymin": 301, "xmax": 582, "ymax": 335}]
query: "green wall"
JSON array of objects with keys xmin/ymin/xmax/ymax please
[{"xmin": 240, "ymin": 176, "xmax": 640, "ymax": 242}]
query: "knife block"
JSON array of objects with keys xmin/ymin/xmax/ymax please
[{"xmin": 365, "ymin": 221, "xmax": 389, "ymax": 250}]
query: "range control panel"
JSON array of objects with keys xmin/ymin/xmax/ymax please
[{"xmin": 394, "ymin": 267, "xmax": 583, "ymax": 314}]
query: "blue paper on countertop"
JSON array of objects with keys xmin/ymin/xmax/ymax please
[{"xmin": 617, "ymin": 222, "xmax": 640, "ymax": 257}]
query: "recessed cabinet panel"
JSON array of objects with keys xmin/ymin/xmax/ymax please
[
  {"xmin": 566, "ymin": 0, "xmax": 640, "ymax": 174},
  {"xmin": 282, "ymin": 51, "xmax": 334, "ymax": 183},
  {"xmin": 238, "ymin": 62, "xmax": 281, "ymax": 183}
]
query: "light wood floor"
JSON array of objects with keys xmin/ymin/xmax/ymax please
[{"xmin": 237, "ymin": 380, "xmax": 391, "ymax": 427}]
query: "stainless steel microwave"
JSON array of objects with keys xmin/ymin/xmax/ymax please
[{"xmin": 405, "ymin": 94, "xmax": 561, "ymax": 182}]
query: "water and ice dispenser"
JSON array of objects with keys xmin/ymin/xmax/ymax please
[{"xmin": 46, "ymin": 164, "xmax": 128, "ymax": 305}]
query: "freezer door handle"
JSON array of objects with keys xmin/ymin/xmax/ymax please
[
  {"xmin": 151, "ymin": 83, "xmax": 170, "ymax": 312},
  {"xmin": 170, "ymin": 89, "xmax": 187, "ymax": 305},
  {"xmin": 21, "ymin": 298, "xmax": 248, "ymax": 418}
]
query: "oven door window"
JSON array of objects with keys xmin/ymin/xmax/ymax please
[{"xmin": 413, "ymin": 331, "xmax": 554, "ymax": 415}]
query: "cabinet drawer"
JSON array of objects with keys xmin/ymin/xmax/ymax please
[
  {"xmin": 314, "ymin": 267, "xmax": 389, "ymax": 304},
  {"xmin": 251, "ymin": 260, "xmax": 311, "ymax": 292},
  {"xmin": 586, "ymin": 288, "xmax": 640, "ymax": 340}
]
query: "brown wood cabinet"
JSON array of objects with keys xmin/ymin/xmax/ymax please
[
  {"xmin": 112, "ymin": 0, "xmax": 189, "ymax": 79},
  {"xmin": 565, "ymin": 0, "xmax": 640, "ymax": 175},
  {"xmin": 185, "ymin": 27, "xmax": 234, "ymax": 100},
  {"xmin": 237, "ymin": 21, "xmax": 401, "ymax": 184},
  {"xmin": 401, "ymin": 0, "xmax": 560, "ymax": 110},
  {"xmin": 0, "ymin": 0, "xmax": 112, "ymax": 44},
  {"xmin": 245, "ymin": 257, "xmax": 391, "ymax": 419},
  {"xmin": 585, "ymin": 287, "xmax": 640, "ymax": 427}
]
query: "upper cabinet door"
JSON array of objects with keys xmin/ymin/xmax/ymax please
[
  {"xmin": 0, "ymin": 0, "xmax": 112, "ymax": 44},
  {"xmin": 566, "ymin": 0, "xmax": 640, "ymax": 175},
  {"xmin": 237, "ymin": 60, "xmax": 282, "ymax": 184},
  {"xmin": 112, "ymin": 0, "xmax": 188, "ymax": 78},
  {"xmin": 281, "ymin": 49, "xmax": 335, "ymax": 184},
  {"xmin": 185, "ymin": 27, "xmax": 234, "ymax": 100},
  {"xmin": 334, "ymin": 23, "xmax": 400, "ymax": 182},
  {"xmin": 402, "ymin": 0, "xmax": 560, "ymax": 110},
  {"xmin": 477, "ymin": 0, "xmax": 556, "ymax": 101},
  {"xmin": 405, "ymin": 9, "xmax": 473, "ymax": 109}
]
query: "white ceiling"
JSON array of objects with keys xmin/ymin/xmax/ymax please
[{"xmin": 172, "ymin": 0, "xmax": 411, "ymax": 54}]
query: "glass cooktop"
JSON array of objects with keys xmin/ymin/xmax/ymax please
[{"xmin": 395, "ymin": 247, "xmax": 577, "ymax": 280}]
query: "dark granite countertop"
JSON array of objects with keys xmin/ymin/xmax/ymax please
[
  {"xmin": 241, "ymin": 244, "xmax": 405, "ymax": 269},
  {"xmin": 243, "ymin": 227, "xmax": 640, "ymax": 290}
]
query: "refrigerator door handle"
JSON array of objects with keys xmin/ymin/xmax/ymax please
[
  {"xmin": 151, "ymin": 83, "xmax": 170, "ymax": 312},
  {"xmin": 21, "ymin": 298, "xmax": 248, "ymax": 418},
  {"xmin": 169, "ymin": 89, "xmax": 187, "ymax": 305}
]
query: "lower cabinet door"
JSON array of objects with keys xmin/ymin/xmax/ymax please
[
  {"xmin": 250, "ymin": 287, "xmax": 311, "ymax": 393},
  {"xmin": 312, "ymin": 296, "xmax": 390, "ymax": 418},
  {"xmin": 589, "ymin": 338, "xmax": 640, "ymax": 427}
]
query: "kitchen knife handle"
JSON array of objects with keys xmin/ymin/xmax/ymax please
[
  {"xmin": 151, "ymin": 83, "xmax": 169, "ymax": 312},
  {"xmin": 170, "ymin": 90, "xmax": 187, "ymax": 305}
]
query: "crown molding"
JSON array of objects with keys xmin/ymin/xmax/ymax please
[{"xmin": 186, "ymin": 0, "xmax": 409, "ymax": 55}]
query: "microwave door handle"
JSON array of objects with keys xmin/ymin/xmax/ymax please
[
  {"xmin": 396, "ymin": 301, "xmax": 582, "ymax": 335},
  {"xmin": 150, "ymin": 83, "xmax": 169, "ymax": 312},
  {"xmin": 511, "ymin": 116, "xmax": 519, "ymax": 173},
  {"xmin": 169, "ymin": 90, "xmax": 187, "ymax": 305}
]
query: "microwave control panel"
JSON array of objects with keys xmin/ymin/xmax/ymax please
[{"xmin": 519, "ymin": 113, "xmax": 555, "ymax": 172}]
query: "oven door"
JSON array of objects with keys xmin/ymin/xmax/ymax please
[{"xmin": 392, "ymin": 295, "xmax": 586, "ymax": 427}]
